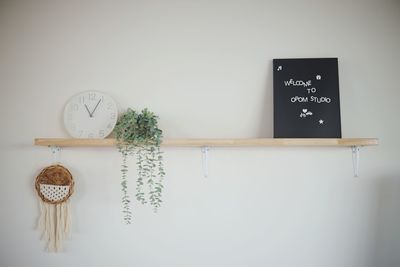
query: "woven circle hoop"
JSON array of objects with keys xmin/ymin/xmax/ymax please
[{"xmin": 35, "ymin": 164, "xmax": 74, "ymax": 204}]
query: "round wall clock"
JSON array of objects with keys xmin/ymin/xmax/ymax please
[{"xmin": 63, "ymin": 91, "xmax": 118, "ymax": 138}]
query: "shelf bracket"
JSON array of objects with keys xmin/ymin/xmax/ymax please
[
  {"xmin": 351, "ymin": 146, "xmax": 361, "ymax": 177},
  {"xmin": 50, "ymin": 145, "xmax": 61, "ymax": 164},
  {"xmin": 201, "ymin": 146, "xmax": 210, "ymax": 178}
]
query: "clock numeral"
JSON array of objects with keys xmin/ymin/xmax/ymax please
[
  {"xmin": 88, "ymin": 93, "xmax": 96, "ymax": 100},
  {"xmin": 110, "ymin": 113, "xmax": 116, "ymax": 120},
  {"xmin": 88, "ymin": 133, "xmax": 94, "ymax": 138},
  {"xmin": 70, "ymin": 104, "xmax": 79, "ymax": 111},
  {"xmin": 107, "ymin": 102, "xmax": 113, "ymax": 110},
  {"xmin": 79, "ymin": 96, "xmax": 85, "ymax": 103},
  {"xmin": 99, "ymin": 130, "xmax": 105, "ymax": 138}
]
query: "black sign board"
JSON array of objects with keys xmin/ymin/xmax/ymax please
[{"xmin": 273, "ymin": 58, "xmax": 341, "ymax": 138}]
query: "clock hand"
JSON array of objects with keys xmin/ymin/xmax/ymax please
[
  {"xmin": 90, "ymin": 99, "xmax": 102, "ymax": 117},
  {"xmin": 84, "ymin": 104, "xmax": 92, "ymax": 117}
]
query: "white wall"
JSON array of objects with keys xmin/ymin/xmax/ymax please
[{"xmin": 0, "ymin": 1, "xmax": 399, "ymax": 266}]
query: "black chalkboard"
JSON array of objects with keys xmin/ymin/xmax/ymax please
[{"xmin": 273, "ymin": 58, "xmax": 341, "ymax": 138}]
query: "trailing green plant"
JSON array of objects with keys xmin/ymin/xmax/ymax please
[{"xmin": 114, "ymin": 108, "xmax": 165, "ymax": 224}]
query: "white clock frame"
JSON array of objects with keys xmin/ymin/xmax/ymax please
[{"xmin": 63, "ymin": 91, "xmax": 118, "ymax": 139}]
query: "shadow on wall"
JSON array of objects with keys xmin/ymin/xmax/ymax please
[
  {"xmin": 374, "ymin": 174, "xmax": 400, "ymax": 267},
  {"xmin": 258, "ymin": 62, "xmax": 273, "ymax": 138}
]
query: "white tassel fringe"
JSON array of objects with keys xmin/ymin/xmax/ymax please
[{"xmin": 38, "ymin": 199, "xmax": 71, "ymax": 252}]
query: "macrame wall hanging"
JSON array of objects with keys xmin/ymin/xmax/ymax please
[{"xmin": 35, "ymin": 164, "xmax": 74, "ymax": 252}]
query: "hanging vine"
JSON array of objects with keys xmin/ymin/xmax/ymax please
[{"xmin": 115, "ymin": 108, "xmax": 165, "ymax": 223}]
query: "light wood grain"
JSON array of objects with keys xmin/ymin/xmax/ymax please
[{"xmin": 34, "ymin": 138, "xmax": 379, "ymax": 147}]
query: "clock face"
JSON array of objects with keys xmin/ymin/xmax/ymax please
[{"xmin": 63, "ymin": 91, "xmax": 118, "ymax": 138}]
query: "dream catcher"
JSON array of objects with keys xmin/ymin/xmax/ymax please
[{"xmin": 35, "ymin": 164, "xmax": 74, "ymax": 252}]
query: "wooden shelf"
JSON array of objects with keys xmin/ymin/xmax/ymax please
[
  {"xmin": 34, "ymin": 138, "xmax": 379, "ymax": 147},
  {"xmin": 34, "ymin": 137, "xmax": 378, "ymax": 177}
]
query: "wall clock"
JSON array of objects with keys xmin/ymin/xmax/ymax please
[{"xmin": 63, "ymin": 91, "xmax": 118, "ymax": 138}]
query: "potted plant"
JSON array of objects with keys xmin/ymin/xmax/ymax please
[{"xmin": 114, "ymin": 108, "xmax": 165, "ymax": 224}]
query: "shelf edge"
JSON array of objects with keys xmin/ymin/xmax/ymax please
[{"xmin": 34, "ymin": 138, "xmax": 379, "ymax": 147}]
